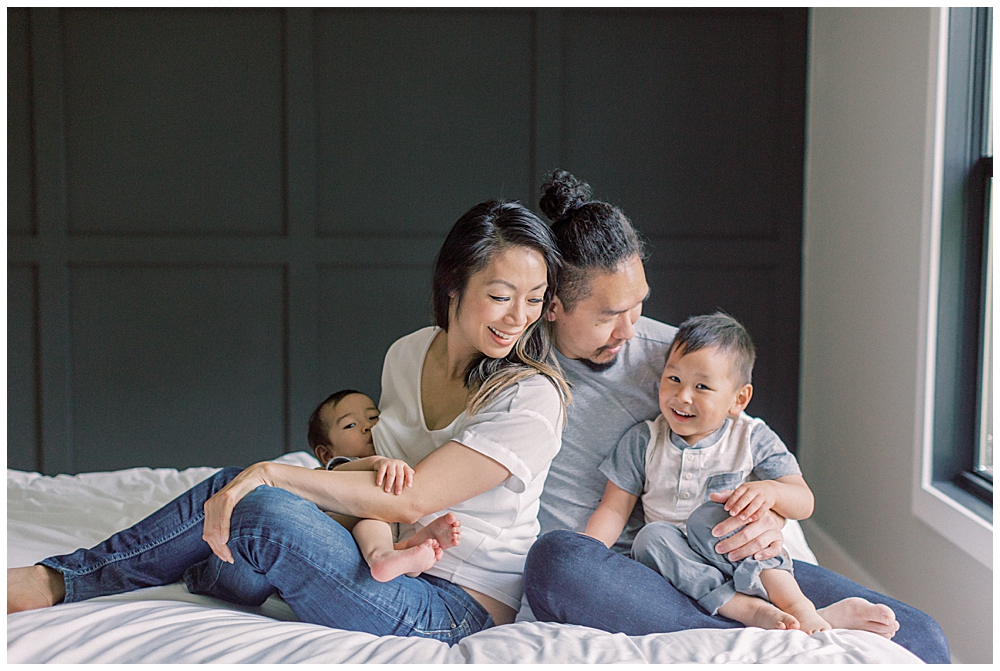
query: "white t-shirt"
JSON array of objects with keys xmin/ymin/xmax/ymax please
[{"xmin": 371, "ymin": 326, "xmax": 565, "ymax": 610}]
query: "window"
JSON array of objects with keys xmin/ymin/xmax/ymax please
[
  {"xmin": 932, "ymin": 6, "xmax": 992, "ymax": 516},
  {"xmin": 913, "ymin": 7, "xmax": 992, "ymax": 570}
]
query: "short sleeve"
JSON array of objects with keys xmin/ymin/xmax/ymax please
[
  {"xmin": 453, "ymin": 375, "xmax": 564, "ymax": 493},
  {"xmin": 598, "ymin": 421, "xmax": 651, "ymax": 497},
  {"xmin": 750, "ymin": 422, "xmax": 801, "ymax": 480}
]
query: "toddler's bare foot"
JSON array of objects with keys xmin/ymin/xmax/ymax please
[
  {"xmin": 782, "ymin": 598, "xmax": 832, "ymax": 634},
  {"xmin": 368, "ymin": 539, "xmax": 443, "ymax": 583},
  {"xmin": 404, "ymin": 513, "xmax": 461, "ymax": 551},
  {"xmin": 8, "ymin": 565, "xmax": 65, "ymax": 614},
  {"xmin": 718, "ymin": 593, "xmax": 800, "ymax": 631},
  {"xmin": 818, "ymin": 597, "xmax": 899, "ymax": 639}
]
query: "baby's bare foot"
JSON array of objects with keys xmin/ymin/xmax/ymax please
[
  {"xmin": 8, "ymin": 565, "xmax": 65, "ymax": 614},
  {"xmin": 422, "ymin": 513, "xmax": 461, "ymax": 549},
  {"xmin": 402, "ymin": 513, "xmax": 461, "ymax": 551},
  {"xmin": 819, "ymin": 597, "xmax": 899, "ymax": 639},
  {"xmin": 783, "ymin": 598, "xmax": 832, "ymax": 634},
  {"xmin": 368, "ymin": 539, "xmax": 442, "ymax": 583},
  {"xmin": 719, "ymin": 593, "xmax": 800, "ymax": 631}
]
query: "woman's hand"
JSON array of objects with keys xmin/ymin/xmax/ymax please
[
  {"xmin": 371, "ymin": 457, "xmax": 414, "ymax": 495},
  {"xmin": 202, "ymin": 462, "xmax": 277, "ymax": 563}
]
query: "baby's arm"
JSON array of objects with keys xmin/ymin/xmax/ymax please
[
  {"xmin": 584, "ymin": 480, "xmax": 639, "ymax": 548},
  {"xmin": 719, "ymin": 474, "xmax": 814, "ymax": 522}
]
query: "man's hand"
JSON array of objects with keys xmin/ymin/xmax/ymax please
[
  {"xmin": 371, "ymin": 457, "xmax": 414, "ymax": 494},
  {"xmin": 202, "ymin": 462, "xmax": 277, "ymax": 564},
  {"xmin": 708, "ymin": 490, "xmax": 785, "ymax": 562}
]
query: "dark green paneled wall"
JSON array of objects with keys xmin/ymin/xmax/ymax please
[{"xmin": 7, "ymin": 8, "xmax": 807, "ymax": 473}]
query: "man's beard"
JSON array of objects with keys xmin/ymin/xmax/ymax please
[{"xmin": 577, "ymin": 354, "xmax": 619, "ymax": 373}]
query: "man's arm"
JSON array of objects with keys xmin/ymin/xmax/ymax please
[{"xmin": 708, "ymin": 492, "xmax": 786, "ymax": 562}]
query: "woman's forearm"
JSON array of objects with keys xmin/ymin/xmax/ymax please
[
  {"xmin": 267, "ymin": 464, "xmax": 425, "ymax": 523},
  {"xmin": 265, "ymin": 441, "xmax": 512, "ymax": 524},
  {"xmin": 202, "ymin": 441, "xmax": 512, "ymax": 563}
]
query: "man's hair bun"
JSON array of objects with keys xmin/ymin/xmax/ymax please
[{"xmin": 539, "ymin": 170, "xmax": 593, "ymax": 221}]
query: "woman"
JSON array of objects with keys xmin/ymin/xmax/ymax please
[{"xmin": 8, "ymin": 199, "xmax": 570, "ymax": 642}]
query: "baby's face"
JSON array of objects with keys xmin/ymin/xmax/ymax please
[
  {"xmin": 658, "ymin": 344, "xmax": 748, "ymax": 446},
  {"xmin": 319, "ymin": 393, "xmax": 380, "ymax": 460}
]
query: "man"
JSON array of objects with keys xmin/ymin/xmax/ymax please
[{"xmin": 523, "ymin": 170, "xmax": 950, "ymax": 663}]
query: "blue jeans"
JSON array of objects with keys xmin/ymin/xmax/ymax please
[
  {"xmin": 40, "ymin": 468, "xmax": 493, "ymax": 643},
  {"xmin": 524, "ymin": 530, "xmax": 950, "ymax": 664}
]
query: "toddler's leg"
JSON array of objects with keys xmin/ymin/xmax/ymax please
[
  {"xmin": 632, "ymin": 520, "xmax": 737, "ymax": 616},
  {"xmin": 759, "ymin": 569, "xmax": 831, "ymax": 634},
  {"xmin": 399, "ymin": 513, "xmax": 461, "ymax": 552},
  {"xmin": 354, "ymin": 519, "xmax": 442, "ymax": 583},
  {"xmin": 685, "ymin": 501, "xmax": 800, "ymax": 631}
]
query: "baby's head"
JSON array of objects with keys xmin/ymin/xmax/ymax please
[
  {"xmin": 307, "ymin": 390, "xmax": 380, "ymax": 467},
  {"xmin": 659, "ymin": 312, "xmax": 755, "ymax": 445}
]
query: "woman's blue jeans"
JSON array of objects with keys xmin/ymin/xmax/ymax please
[
  {"xmin": 523, "ymin": 530, "xmax": 950, "ymax": 664},
  {"xmin": 40, "ymin": 468, "xmax": 493, "ymax": 643}
]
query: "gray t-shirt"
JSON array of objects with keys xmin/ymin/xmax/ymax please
[{"xmin": 538, "ymin": 316, "xmax": 677, "ymax": 553}]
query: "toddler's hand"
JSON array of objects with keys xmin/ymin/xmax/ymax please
[
  {"xmin": 372, "ymin": 457, "xmax": 414, "ymax": 494},
  {"xmin": 722, "ymin": 481, "xmax": 777, "ymax": 522}
]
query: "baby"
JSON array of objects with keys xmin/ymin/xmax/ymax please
[
  {"xmin": 585, "ymin": 313, "xmax": 841, "ymax": 633},
  {"xmin": 307, "ymin": 389, "xmax": 461, "ymax": 582}
]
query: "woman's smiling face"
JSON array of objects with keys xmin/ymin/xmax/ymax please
[{"xmin": 448, "ymin": 245, "xmax": 549, "ymax": 362}]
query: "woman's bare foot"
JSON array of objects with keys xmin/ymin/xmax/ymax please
[
  {"xmin": 818, "ymin": 597, "xmax": 899, "ymax": 639},
  {"xmin": 782, "ymin": 598, "xmax": 833, "ymax": 634},
  {"xmin": 402, "ymin": 513, "xmax": 461, "ymax": 551},
  {"xmin": 367, "ymin": 539, "xmax": 443, "ymax": 583},
  {"xmin": 8, "ymin": 565, "xmax": 65, "ymax": 614},
  {"xmin": 718, "ymin": 593, "xmax": 800, "ymax": 631}
]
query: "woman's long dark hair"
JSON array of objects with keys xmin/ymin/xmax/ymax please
[{"xmin": 432, "ymin": 200, "xmax": 569, "ymax": 414}]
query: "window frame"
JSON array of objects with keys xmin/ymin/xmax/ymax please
[{"xmin": 912, "ymin": 7, "xmax": 992, "ymax": 570}]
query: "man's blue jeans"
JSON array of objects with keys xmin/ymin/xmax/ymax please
[
  {"xmin": 523, "ymin": 530, "xmax": 950, "ymax": 664},
  {"xmin": 40, "ymin": 468, "xmax": 493, "ymax": 643}
]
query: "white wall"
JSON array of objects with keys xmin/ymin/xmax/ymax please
[{"xmin": 799, "ymin": 8, "xmax": 992, "ymax": 664}]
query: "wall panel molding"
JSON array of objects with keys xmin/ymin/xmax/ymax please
[{"xmin": 8, "ymin": 8, "xmax": 807, "ymax": 472}]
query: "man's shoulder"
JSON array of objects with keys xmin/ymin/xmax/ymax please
[{"xmin": 631, "ymin": 316, "xmax": 677, "ymax": 347}]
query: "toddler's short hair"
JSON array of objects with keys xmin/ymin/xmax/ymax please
[
  {"xmin": 307, "ymin": 389, "xmax": 365, "ymax": 450},
  {"xmin": 669, "ymin": 312, "xmax": 756, "ymax": 385}
]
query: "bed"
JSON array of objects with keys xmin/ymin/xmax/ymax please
[{"xmin": 7, "ymin": 452, "xmax": 920, "ymax": 663}]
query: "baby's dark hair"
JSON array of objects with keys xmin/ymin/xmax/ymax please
[
  {"xmin": 669, "ymin": 312, "xmax": 756, "ymax": 385},
  {"xmin": 307, "ymin": 389, "xmax": 365, "ymax": 450},
  {"xmin": 539, "ymin": 170, "xmax": 648, "ymax": 311}
]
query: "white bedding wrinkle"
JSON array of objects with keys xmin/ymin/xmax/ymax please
[{"xmin": 6, "ymin": 454, "xmax": 921, "ymax": 664}]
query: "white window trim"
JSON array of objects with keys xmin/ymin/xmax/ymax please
[{"xmin": 912, "ymin": 7, "xmax": 993, "ymax": 571}]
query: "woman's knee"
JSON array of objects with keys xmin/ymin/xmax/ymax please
[{"xmin": 230, "ymin": 485, "xmax": 319, "ymax": 534}]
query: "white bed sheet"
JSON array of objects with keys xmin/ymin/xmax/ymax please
[{"xmin": 7, "ymin": 453, "xmax": 920, "ymax": 664}]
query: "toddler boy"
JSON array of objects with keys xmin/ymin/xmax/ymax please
[
  {"xmin": 584, "ymin": 313, "xmax": 832, "ymax": 633},
  {"xmin": 307, "ymin": 389, "xmax": 461, "ymax": 582}
]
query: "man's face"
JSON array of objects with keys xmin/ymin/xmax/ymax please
[{"xmin": 545, "ymin": 255, "xmax": 649, "ymax": 368}]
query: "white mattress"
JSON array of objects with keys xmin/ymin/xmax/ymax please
[{"xmin": 7, "ymin": 453, "xmax": 920, "ymax": 664}]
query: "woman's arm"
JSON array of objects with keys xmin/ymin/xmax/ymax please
[
  {"xmin": 202, "ymin": 440, "xmax": 511, "ymax": 563},
  {"xmin": 584, "ymin": 480, "xmax": 638, "ymax": 548}
]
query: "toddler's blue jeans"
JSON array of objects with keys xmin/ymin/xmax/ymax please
[{"xmin": 40, "ymin": 468, "xmax": 493, "ymax": 643}]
